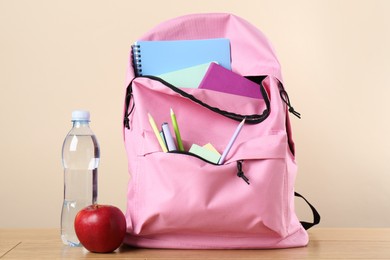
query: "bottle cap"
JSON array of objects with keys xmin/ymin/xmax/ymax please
[{"xmin": 71, "ymin": 110, "xmax": 90, "ymax": 121}]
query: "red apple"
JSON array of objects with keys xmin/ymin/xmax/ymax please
[{"xmin": 74, "ymin": 204, "xmax": 126, "ymax": 253}]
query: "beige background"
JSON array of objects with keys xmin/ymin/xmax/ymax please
[{"xmin": 1, "ymin": 0, "xmax": 389, "ymax": 228}]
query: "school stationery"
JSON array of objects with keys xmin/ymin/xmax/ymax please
[
  {"xmin": 189, "ymin": 144, "xmax": 221, "ymax": 164},
  {"xmin": 148, "ymin": 113, "xmax": 168, "ymax": 152},
  {"xmin": 170, "ymin": 108, "xmax": 184, "ymax": 151},
  {"xmin": 131, "ymin": 38, "xmax": 231, "ymax": 76},
  {"xmin": 199, "ymin": 62, "xmax": 264, "ymax": 99},
  {"xmin": 157, "ymin": 62, "xmax": 214, "ymax": 88},
  {"xmin": 161, "ymin": 122, "xmax": 177, "ymax": 151},
  {"xmin": 203, "ymin": 143, "xmax": 221, "ymax": 156},
  {"xmin": 218, "ymin": 118, "xmax": 245, "ymax": 165}
]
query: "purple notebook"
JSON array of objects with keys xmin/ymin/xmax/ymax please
[{"xmin": 198, "ymin": 63, "xmax": 263, "ymax": 99}]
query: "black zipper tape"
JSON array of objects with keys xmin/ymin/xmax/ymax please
[
  {"xmin": 168, "ymin": 150, "xmax": 220, "ymax": 165},
  {"xmin": 168, "ymin": 151, "xmax": 250, "ymax": 185},
  {"xmin": 171, "ymin": 152, "xmax": 250, "ymax": 185},
  {"xmin": 124, "ymin": 75, "xmax": 270, "ymax": 129}
]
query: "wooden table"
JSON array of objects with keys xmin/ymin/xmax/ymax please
[{"xmin": 1, "ymin": 228, "xmax": 389, "ymax": 259}]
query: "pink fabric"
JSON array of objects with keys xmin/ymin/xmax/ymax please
[{"xmin": 123, "ymin": 13, "xmax": 308, "ymax": 249}]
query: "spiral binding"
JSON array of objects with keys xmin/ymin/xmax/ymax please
[{"xmin": 131, "ymin": 44, "xmax": 142, "ymax": 76}]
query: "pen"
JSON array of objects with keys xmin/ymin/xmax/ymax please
[
  {"xmin": 148, "ymin": 113, "xmax": 168, "ymax": 152},
  {"xmin": 218, "ymin": 118, "xmax": 246, "ymax": 164},
  {"xmin": 170, "ymin": 108, "xmax": 184, "ymax": 151},
  {"xmin": 162, "ymin": 122, "xmax": 177, "ymax": 151}
]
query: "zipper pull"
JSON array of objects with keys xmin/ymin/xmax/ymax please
[
  {"xmin": 279, "ymin": 88, "xmax": 301, "ymax": 119},
  {"xmin": 124, "ymin": 91, "xmax": 134, "ymax": 130},
  {"xmin": 237, "ymin": 160, "xmax": 250, "ymax": 185},
  {"xmin": 124, "ymin": 116, "xmax": 131, "ymax": 130}
]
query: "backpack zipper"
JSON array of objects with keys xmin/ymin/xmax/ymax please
[
  {"xmin": 171, "ymin": 151, "xmax": 249, "ymax": 185},
  {"xmin": 278, "ymin": 81, "xmax": 301, "ymax": 118},
  {"xmin": 123, "ymin": 77, "xmax": 137, "ymax": 129},
  {"xmin": 123, "ymin": 75, "xmax": 270, "ymax": 129},
  {"xmin": 168, "ymin": 150, "xmax": 220, "ymax": 165},
  {"xmin": 236, "ymin": 160, "xmax": 250, "ymax": 185}
]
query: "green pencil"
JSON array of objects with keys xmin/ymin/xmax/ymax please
[{"xmin": 170, "ymin": 108, "xmax": 184, "ymax": 151}]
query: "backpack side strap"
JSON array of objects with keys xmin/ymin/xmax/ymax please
[{"xmin": 294, "ymin": 192, "xmax": 321, "ymax": 230}]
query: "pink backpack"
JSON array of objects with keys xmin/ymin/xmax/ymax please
[{"xmin": 123, "ymin": 13, "xmax": 320, "ymax": 249}]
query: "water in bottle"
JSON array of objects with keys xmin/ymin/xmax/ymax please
[{"xmin": 61, "ymin": 110, "xmax": 99, "ymax": 246}]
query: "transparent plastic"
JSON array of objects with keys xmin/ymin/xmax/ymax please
[{"xmin": 61, "ymin": 116, "xmax": 99, "ymax": 246}]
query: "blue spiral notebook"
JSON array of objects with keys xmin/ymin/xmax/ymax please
[{"xmin": 131, "ymin": 38, "xmax": 231, "ymax": 76}]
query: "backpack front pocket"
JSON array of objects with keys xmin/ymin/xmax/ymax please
[{"xmin": 129, "ymin": 132, "xmax": 290, "ymax": 239}]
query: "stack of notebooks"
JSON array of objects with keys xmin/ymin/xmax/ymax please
[{"xmin": 131, "ymin": 38, "xmax": 264, "ymax": 100}]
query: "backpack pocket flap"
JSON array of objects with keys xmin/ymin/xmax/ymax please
[
  {"xmin": 129, "ymin": 76, "xmax": 269, "ymax": 126},
  {"xmin": 140, "ymin": 129, "xmax": 287, "ymax": 164},
  {"xmin": 225, "ymin": 132, "xmax": 288, "ymax": 163}
]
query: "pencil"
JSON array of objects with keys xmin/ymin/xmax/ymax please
[
  {"xmin": 170, "ymin": 108, "xmax": 184, "ymax": 151},
  {"xmin": 218, "ymin": 118, "xmax": 246, "ymax": 164},
  {"xmin": 148, "ymin": 113, "xmax": 168, "ymax": 152}
]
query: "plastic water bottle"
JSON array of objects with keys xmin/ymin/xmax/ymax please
[{"xmin": 61, "ymin": 110, "xmax": 99, "ymax": 246}]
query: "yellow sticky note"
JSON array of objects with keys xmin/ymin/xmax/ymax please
[{"xmin": 203, "ymin": 143, "xmax": 221, "ymax": 156}]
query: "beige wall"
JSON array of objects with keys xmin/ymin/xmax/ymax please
[{"xmin": 1, "ymin": 0, "xmax": 389, "ymax": 228}]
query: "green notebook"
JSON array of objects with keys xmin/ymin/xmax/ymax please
[{"xmin": 157, "ymin": 62, "xmax": 214, "ymax": 88}]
